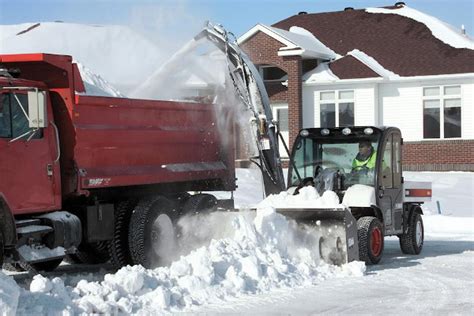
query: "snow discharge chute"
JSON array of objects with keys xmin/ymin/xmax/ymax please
[{"xmin": 194, "ymin": 21, "xmax": 286, "ymax": 196}]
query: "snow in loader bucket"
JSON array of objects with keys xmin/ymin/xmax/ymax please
[{"xmin": 274, "ymin": 208, "xmax": 359, "ymax": 265}]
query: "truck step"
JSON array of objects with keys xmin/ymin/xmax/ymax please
[
  {"xmin": 16, "ymin": 225, "xmax": 53, "ymax": 236},
  {"xmin": 15, "ymin": 219, "xmax": 41, "ymax": 228}
]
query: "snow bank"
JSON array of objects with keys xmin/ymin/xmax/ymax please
[
  {"xmin": 16, "ymin": 208, "xmax": 365, "ymax": 314},
  {"xmin": 424, "ymin": 215, "xmax": 474, "ymax": 240},
  {"xmin": 0, "ymin": 272, "xmax": 20, "ymax": 316},
  {"xmin": 366, "ymin": 6, "xmax": 474, "ymax": 50}
]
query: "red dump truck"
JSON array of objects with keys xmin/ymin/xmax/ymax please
[{"xmin": 0, "ymin": 53, "xmax": 237, "ymax": 271}]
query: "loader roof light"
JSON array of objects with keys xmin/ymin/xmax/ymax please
[
  {"xmin": 364, "ymin": 128, "xmax": 374, "ymax": 135},
  {"xmin": 342, "ymin": 127, "xmax": 351, "ymax": 135},
  {"xmin": 321, "ymin": 128, "xmax": 330, "ymax": 136},
  {"xmin": 300, "ymin": 129, "xmax": 309, "ymax": 137}
]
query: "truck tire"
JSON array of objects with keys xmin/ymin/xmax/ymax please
[
  {"xmin": 399, "ymin": 212, "xmax": 424, "ymax": 255},
  {"xmin": 66, "ymin": 241, "xmax": 110, "ymax": 265},
  {"xmin": 182, "ymin": 194, "xmax": 217, "ymax": 214},
  {"xmin": 128, "ymin": 196, "xmax": 177, "ymax": 268},
  {"xmin": 357, "ymin": 216, "xmax": 384, "ymax": 264},
  {"xmin": 108, "ymin": 199, "xmax": 137, "ymax": 268}
]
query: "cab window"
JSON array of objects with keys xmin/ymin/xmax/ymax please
[{"xmin": 0, "ymin": 93, "xmax": 42, "ymax": 139}]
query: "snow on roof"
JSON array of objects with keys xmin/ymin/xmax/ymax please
[
  {"xmin": 347, "ymin": 49, "xmax": 401, "ymax": 79},
  {"xmin": 239, "ymin": 24, "xmax": 337, "ymax": 59},
  {"xmin": 366, "ymin": 6, "xmax": 474, "ymax": 50},
  {"xmin": 266, "ymin": 25, "xmax": 337, "ymax": 59},
  {"xmin": 303, "ymin": 62, "xmax": 339, "ymax": 83}
]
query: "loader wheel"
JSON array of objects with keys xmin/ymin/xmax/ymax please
[
  {"xmin": 182, "ymin": 194, "xmax": 217, "ymax": 215},
  {"xmin": 66, "ymin": 241, "xmax": 110, "ymax": 265},
  {"xmin": 357, "ymin": 216, "xmax": 384, "ymax": 264},
  {"xmin": 108, "ymin": 199, "xmax": 137, "ymax": 268},
  {"xmin": 128, "ymin": 196, "xmax": 177, "ymax": 268},
  {"xmin": 399, "ymin": 212, "xmax": 424, "ymax": 255}
]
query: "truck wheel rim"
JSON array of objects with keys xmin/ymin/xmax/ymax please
[
  {"xmin": 415, "ymin": 219, "xmax": 423, "ymax": 247},
  {"xmin": 371, "ymin": 227, "xmax": 382, "ymax": 256}
]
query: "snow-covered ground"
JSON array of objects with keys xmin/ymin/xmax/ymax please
[{"xmin": 1, "ymin": 169, "xmax": 473, "ymax": 315}]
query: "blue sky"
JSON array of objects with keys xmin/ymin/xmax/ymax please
[{"xmin": 0, "ymin": 0, "xmax": 473, "ymax": 38}]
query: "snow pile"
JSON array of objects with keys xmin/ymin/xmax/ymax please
[
  {"xmin": 0, "ymin": 22, "xmax": 163, "ymax": 93},
  {"xmin": 75, "ymin": 62, "xmax": 125, "ymax": 97},
  {"xmin": 15, "ymin": 208, "xmax": 364, "ymax": 314},
  {"xmin": 257, "ymin": 186, "xmax": 343, "ymax": 209},
  {"xmin": 0, "ymin": 272, "xmax": 20, "ymax": 315},
  {"xmin": 366, "ymin": 6, "xmax": 474, "ymax": 50}
]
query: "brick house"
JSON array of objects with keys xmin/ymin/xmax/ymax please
[{"xmin": 238, "ymin": 3, "xmax": 474, "ymax": 171}]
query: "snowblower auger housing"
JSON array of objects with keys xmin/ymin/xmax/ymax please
[{"xmin": 284, "ymin": 126, "xmax": 431, "ymax": 265}]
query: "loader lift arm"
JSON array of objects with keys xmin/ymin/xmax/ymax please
[{"xmin": 195, "ymin": 22, "xmax": 286, "ymax": 196}]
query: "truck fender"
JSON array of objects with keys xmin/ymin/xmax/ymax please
[{"xmin": 0, "ymin": 194, "xmax": 17, "ymax": 247}]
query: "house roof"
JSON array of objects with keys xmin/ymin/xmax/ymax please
[
  {"xmin": 329, "ymin": 56, "xmax": 381, "ymax": 80},
  {"xmin": 271, "ymin": 5, "xmax": 474, "ymax": 77},
  {"xmin": 239, "ymin": 24, "xmax": 337, "ymax": 59}
]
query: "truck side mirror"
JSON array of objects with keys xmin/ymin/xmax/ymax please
[{"xmin": 27, "ymin": 90, "xmax": 47, "ymax": 128}]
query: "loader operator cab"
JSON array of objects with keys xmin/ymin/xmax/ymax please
[{"xmin": 288, "ymin": 126, "xmax": 402, "ymax": 201}]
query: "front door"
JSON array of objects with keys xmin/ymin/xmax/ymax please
[
  {"xmin": 378, "ymin": 132, "xmax": 403, "ymax": 234},
  {"xmin": 0, "ymin": 92, "xmax": 58, "ymax": 214}
]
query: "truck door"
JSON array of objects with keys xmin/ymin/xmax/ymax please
[
  {"xmin": 378, "ymin": 132, "xmax": 403, "ymax": 234},
  {"xmin": 0, "ymin": 92, "xmax": 60, "ymax": 214}
]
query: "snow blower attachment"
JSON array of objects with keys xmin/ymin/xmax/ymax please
[
  {"xmin": 195, "ymin": 21, "xmax": 286, "ymax": 196},
  {"xmin": 276, "ymin": 208, "xmax": 359, "ymax": 265}
]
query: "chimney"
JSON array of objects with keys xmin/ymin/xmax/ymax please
[{"xmin": 461, "ymin": 24, "xmax": 466, "ymax": 35}]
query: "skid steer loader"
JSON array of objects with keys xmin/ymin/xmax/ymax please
[{"xmin": 194, "ymin": 23, "xmax": 431, "ymax": 265}]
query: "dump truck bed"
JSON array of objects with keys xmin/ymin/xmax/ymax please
[{"xmin": 73, "ymin": 95, "xmax": 234, "ymax": 191}]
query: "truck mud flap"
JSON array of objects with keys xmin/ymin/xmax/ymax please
[{"xmin": 275, "ymin": 208, "xmax": 359, "ymax": 265}]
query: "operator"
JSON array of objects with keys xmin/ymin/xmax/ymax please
[{"xmin": 352, "ymin": 140, "xmax": 376, "ymax": 173}]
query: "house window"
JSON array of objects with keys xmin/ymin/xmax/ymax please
[
  {"xmin": 259, "ymin": 65, "xmax": 286, "ymax": 81},
  {"xmin": 319, "ymin": 90, "xmax": 354, "ymax": 128},
  {"xmin": 276, "ymin": 108, "xmax": 288, "ymax": 132},
  {"xmin": 423, "ymin": 85, "xmax": 461, "ymax": 139}
]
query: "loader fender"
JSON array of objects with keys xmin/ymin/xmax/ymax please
[
  {"xmin": 402, "ymin": 203, "xmax": 423, "ymax": 234},
  {"xmin": 0, "ymin": 195, "xmax": 17, "ymax": 247}
]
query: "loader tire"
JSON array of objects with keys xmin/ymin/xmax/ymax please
[
  {"xmin": 108, "ymin": 199, "xmax": 137, "ymax": 268},
  {"xmin": 128, "ymin": 196, "xmax": 177, "ymax": 268},
  {"xmin": 357, "ymin": 216, "xmax": 384, "ymax": 264},
  {"xmin": 399, "ymin": 212, "xmax": 424, "ymax": 255},
  {"xmin": 66, "ymin": 241, "xmax": 110, "ymax": 265},
  {"xmin": 182, "ymin": 194, "xmax": 217, "ymax": 215}
]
